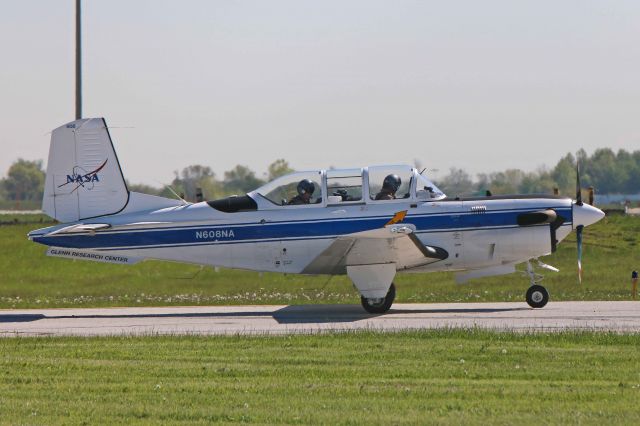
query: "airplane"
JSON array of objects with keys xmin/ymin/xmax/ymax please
[{"xmin": 28, "ymin": 118, "xmax": 605, "ymax": 313}]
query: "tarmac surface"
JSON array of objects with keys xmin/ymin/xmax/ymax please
[{"xmin": 0, "ymin": 301, "xmax": 638, "ymax": 336}]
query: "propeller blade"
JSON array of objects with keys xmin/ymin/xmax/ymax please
[
  {"xmin": 576, "ymin": 161, "xmax": 583, "ymax": 206},
  {"xmin": 576, "ymin": 224, "xmax": 583, "ymax": 284}
]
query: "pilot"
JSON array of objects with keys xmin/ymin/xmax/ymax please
[
  {"xmin": 288, "ymin": 179, "xmax": 315, "ymax": 205},
  {"xmin": 375, "ymin": 174, "xmax": 401, "ymax": 200}
]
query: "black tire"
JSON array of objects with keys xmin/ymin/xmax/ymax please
[
  {"xmin": 361, "ymin": 283, "xmax": 396, "ymax": 314},
  {"xmin": 526, "ymin": 285, "xmax": 549, "ymax": 308}
]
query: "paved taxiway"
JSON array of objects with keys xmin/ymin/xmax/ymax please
[{"xmin": 0, "ymin": 301, "xmax": 638, "ymax": 336}]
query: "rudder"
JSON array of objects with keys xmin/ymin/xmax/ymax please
[{"xmin": 43, "ymin": 118, "xmax": 129, "ymax": 223}]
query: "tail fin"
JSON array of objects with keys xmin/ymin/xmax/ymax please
[{"xmin": 43, "ymin": 118, "xmax": 129, "ymax": 222}]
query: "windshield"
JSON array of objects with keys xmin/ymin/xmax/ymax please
[
  {"xmin": 415, "ymin": 173, "xmax": 446, "ymax": 200},
  {"xmin": 252, "ymin": 171, "xmax": 323, "ymax": 206}
]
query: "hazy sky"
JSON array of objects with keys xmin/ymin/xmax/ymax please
[{"xmin": 1, "ymin": 0, "xmax": 639, "ymax": 185}]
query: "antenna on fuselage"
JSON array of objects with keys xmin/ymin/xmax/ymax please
[
  {"xmin": 154, "ymin": 180, "xmax": 189, "ymax": 205},
  {"xmin": 420, "ymin": 168, "xmax": 439, "ymax": 176},
  {"xmin": 165, "ymin": 185, "xmax": 189, "ymax": 205}
]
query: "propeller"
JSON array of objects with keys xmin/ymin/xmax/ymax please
[
  {"xmin": 572, "ymin": 159, "xmax": 605, "ymax": 283},
  {"xmin": 576, "ymin": 224, "xmax": 583, "ymax": 284},
  {"xmin": 575, "ymin": 160, "xmax": 583, "ymax": 283},
  {"xmin": 576, "ymin": 161, "xmax": 582, "ymax": 206}
]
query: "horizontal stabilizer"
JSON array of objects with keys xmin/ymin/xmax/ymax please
[
  {"xmin": 122, "ymin": 192, "xmax": 185, "ymax": 214},
  {"xmin": 45, "ymin": 223, "xmax": 111, "ymax": 236}
]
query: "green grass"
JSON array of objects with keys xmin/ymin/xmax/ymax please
[
  {"xmin": 0, "ymin": 200, "xmax": 41, "ymax": 211},
  {"xmin": 0, "ymin": 330, "xmax": 638, "ymax": 424},
  {"xmin": 0, "ymin": 213, "xmax": 53, "ymax": 225},
  {"xmin": 1, "ymin": 214, "xmax": 638, "ymax": 308}
]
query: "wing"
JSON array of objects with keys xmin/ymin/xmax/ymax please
[{"xmin": 302, "ymin": 222, "xmax": 448, "ymax": 275}]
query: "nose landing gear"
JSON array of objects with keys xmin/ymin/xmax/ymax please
[
  {"xmin": 525, "ymin": 260, "xmax": 550, "ymax": 308},
  {"xmin": 526, "ymin": 284, "xmax": 549, "ymax": 308}
]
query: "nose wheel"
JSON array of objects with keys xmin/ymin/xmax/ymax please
[
  {"xmin": 525, "ymin": 261, "xmax": 550, "ymax": 308},
  {"xmin": 361, "ymin": 283, "xmax": 396, "ymax": 314},
  {"xmin": 526, "ymin": 284, "xmax": 549, "ymax": 308}
]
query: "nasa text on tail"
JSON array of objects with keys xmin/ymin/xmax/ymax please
[{"xmin": 29, "ymin": 118, "xmax": 604, "ymax": 313}]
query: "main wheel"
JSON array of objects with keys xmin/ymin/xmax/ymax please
[
  {"xmin": 361, "ymin": 283, "xmax": 396, "ymax": 314},
  {"xmin": 526, "ymin": 285, "xmax": 549, "ymax": 308}
]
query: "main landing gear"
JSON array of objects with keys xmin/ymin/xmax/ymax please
[
  {"xmin": 361, "ymin": 283, "xmax": 396, "ymax": 314},
  {"xmin": 525, "ymin": 261, "xmax": 550, "ymax": 308}
]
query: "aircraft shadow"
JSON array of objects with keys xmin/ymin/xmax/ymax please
[
  {"xmin": 388, "ymin": 307, "xmax": 528, "ymax": 315},
  {"xmin": 272, "ymin": 305, "xmax": 529, "ymax": 323},
  {"xmin": 0, "ymin": 306, "xmax": 375, "ymax": 325},
  {"xmin": 0, "ymin": 312, "xmax": 277, "ymax": 323},
  {"xmin": 0, "ymin": 314, "xmax": 47, "ymax": 323},
  {"xmin": 0, "ymin": 305, "xmax": 527, "ymax": 325},
  {"xmin": 273, "ymin": 305, "xmax": 382, "ymax": 323}
]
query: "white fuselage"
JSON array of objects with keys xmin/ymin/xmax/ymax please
[{"xmin": 29, "ymin": 195, "xmax": 575, "ymax": 275}]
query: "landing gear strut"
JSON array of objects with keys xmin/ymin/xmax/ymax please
[
  {"xmin": 361, "ymin": 283, "xmax": 396, "ymax": 314},
  {"xmin": 525, "ymin": 261, "xmax": 549, "ymax": 308}
]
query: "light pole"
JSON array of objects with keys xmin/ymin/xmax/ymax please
[{"xmin": 75, "ymin": 0, "xmax": 82, "ymax": 120}]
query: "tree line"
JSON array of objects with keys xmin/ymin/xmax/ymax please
[
  {"xmin": 0, "ymin": 158, "xmax": 294, "ymax": 207},
  {"xmin": 435, "ymin": 148, "xmax": 640, "ymax": 198},
  {"xmin": 1, "ymin": 148, "xmax": 639, "ymax": 208}
]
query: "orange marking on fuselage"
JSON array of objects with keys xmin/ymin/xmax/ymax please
[{"xmin": 386, "ymin": 210, "xmax": 407, "ymax": 226}]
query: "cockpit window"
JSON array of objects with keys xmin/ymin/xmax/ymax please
[
  {"xmin": 326, "ymin": 169, "xmax": 363, "ymax": 203},
  {"xmin": 368, "ymin": 166, "xmax": 412, "ymax": 200},
  {"xmin": 254, "ymin": 171, "xmax": 323, "ymax": 206},
  {"xmin": 415, "ymin": 173, "xmax": 446, "ymax": 200}
]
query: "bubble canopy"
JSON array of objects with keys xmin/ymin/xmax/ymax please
[{"xmin": 248, "ymin": 165, "xmax": 445, "ymax": 208}]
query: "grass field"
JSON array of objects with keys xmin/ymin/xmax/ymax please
[
  {"xmin": 0, "ymin": 214, "xmax": 638, "ymax": 309},
  {"xmin": 1, "ymin": 216, "xmax": 638, "ymax": 425},
  {"xmin": 0, "ymin": 330, "xmax": 638, "ymax": 424}
]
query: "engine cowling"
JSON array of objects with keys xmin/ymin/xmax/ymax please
[{"xmin": 517, "ymin": 209, "xmax": 566, "ymax": 253}]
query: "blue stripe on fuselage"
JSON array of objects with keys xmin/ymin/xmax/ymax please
[{"xmin": 31, "ymin": 207, "xmax": 573, "ymax": 250}]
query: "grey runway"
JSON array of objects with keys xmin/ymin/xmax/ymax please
[{"xmin": 0, "ymin": 301, "xmax": 638, "ymax": 336}]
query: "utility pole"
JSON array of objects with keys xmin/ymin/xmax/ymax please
[{"xmin": 75, "ymin": 0, "xmax": 82, "ymax": 120}]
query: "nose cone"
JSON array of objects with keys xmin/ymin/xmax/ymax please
[{"xmin": 573, "ymin": 203, "xmax": 605, "ymax": 228}]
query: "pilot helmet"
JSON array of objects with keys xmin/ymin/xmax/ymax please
[
  {"xmin": 382, "ymin": 174, "xmax": 402, "ymax": 192},
  {"xmin": 297, "ymin": 179, "xmax": 315, "ymax": 196}
]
